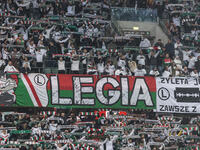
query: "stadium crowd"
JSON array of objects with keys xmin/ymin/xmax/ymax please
[
  {"xmin": 0, "ymin": 110, "xmax": 200, "ymax": 150},
  {"xmin": 0, "ymin": 0, "xmax": 199, "ymax": 77},
  {"xmin": 0, "ymin": 0, "xmax": 200, "ymax": 149}
]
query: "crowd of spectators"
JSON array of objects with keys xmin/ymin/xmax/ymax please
[
  {"xmin": 0, "ymin": 0, "xmax": 198, "ymax": 77},
  {"xmin": 0, "ymin": 110, "xmax": 200, "ymax": 150},
  {"xmin": 160, "ymin": 0, "xmax": 200, "ymax": 77}
]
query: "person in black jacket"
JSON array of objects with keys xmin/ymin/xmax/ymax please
[
  {"xmin": 154, "ymin": 39, "xmax": 164, "ymax": 49},
  {"xmin": 148, "ymin": 50, "xmax": 160, "ymax": 71},
  {"xmin": 165, "ymin": 39, "xmax": 175, "ymax": 59},
  {"xmin": 46, "ymin": 41, "xmax": 61, "ymax": 67}
]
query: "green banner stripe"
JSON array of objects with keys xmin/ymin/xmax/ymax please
[{"xmin": 15, "ymin": 80, "xmax": 34, "ymax": 107}]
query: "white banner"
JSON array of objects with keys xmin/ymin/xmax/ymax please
[{"xmin": 156, "ymin": 77, "xmax": 200, "ymax": 113}]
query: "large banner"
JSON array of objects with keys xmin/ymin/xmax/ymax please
[
  {"xmin": 156, "ymin": 77, "xmax": 200, "ymax": 113},
  {"xmin": 0, "ymin": 74, "xmax": 156, "ymax": 109}
]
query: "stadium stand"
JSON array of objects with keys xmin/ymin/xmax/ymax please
[
  {"xmin": 0, "ymin": 0, "xmax": 199, "ymax": 149},
  {"xmin": 0, "ymin": 0, "xmax": 198, "ymax": 77},
  {"xmin": 0, "ymin": 109, "xmax": 200, "ymax": 150}
]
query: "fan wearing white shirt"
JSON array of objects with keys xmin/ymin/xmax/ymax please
[
  {"xmin": 128, "ymin": 138, "xmax": 135, "ymax": 147},
  {"xmin": 49, "ymin": 120, "xmax": 58, "ymax": 131},
  {"xmin": 67, "ymin": 2, "xmax": 75, "ymax": 15},
  {"xmin": 115, "ymin": 66, "xmax": 126, "ymax": 76},
  {"xmin": 139, "ymin": 38, "xmax": 151, "ymax": 49},
  {"xmin": 136, "ymin": 51, "xmax": 146, "ymax": 66},
  {"xmin": 43, "ymin": 25, "xmax": 55, "ymax": 39},
  {"xmin": 97, "ymin": 61, "xmax": 105, "ymax": 75},
  {"xmin": 55, "ymin": 35, "xmax": 70, "ymax": 44},
  {"xmin": 100, "ymin": 135, "xmax": 118, "ymax": 150},
  {"xmin": 0, "ymin": 58, "xmax": 6, "ymax": 72},
  {"xmin": 71, "ymin": 56, "xmax": 80, "ymax": 74},
  {"xmin": 81, "ymin": 0, "xmax": 88, "ymax": 6},
  {"xmin": 149, "ymin": 67, "xmax": 160, "ymax": 76},
  {"xmin": 78, "ymin": 24, "xmax": 85, "ymax": 34},
  {"xmin": 173, "ymin": 15, "xmax": 181, "ymax": 27},
  {"xmin": 4, "ymin": 61, "xmax": 19, "ymax": 73},
  {"xmin": 37, "ymin": 40, "xmax": 47, "ymax": 56},
  {"xmin": 52, "ymin": 29, "xmax": 62, "ymax": 42},
  {"xmin": 193, "ymin": 49, "xmax": 200, "ymax": 58},
  {"xmin": 174, "ymin": 40, "xmax": 183, "ymax": 49},
  {"xmin": 58, "ymin": 57, "xmax": 65, "ymax": 74},
  {"xmin": 55, "ymin": 143, "xmax": 70, "ymax": 150},
  {"xmin": 117, "ymin": 56, "xmax": 126, "ymax": 71},
  {"xmin": 27, "ymin": 40, "xmax": 36, "ymax": 55},
  {"xmin": 181, "ymin": 49, "xmax": 192, "ymax": 65},
  {"xmin": 162, "ymin": 66, "xmax": 171, "ymax": 77},
  {"xmin": 15, "ymin": 0, "xmax": 30, "ymax": 8},
  {"xmin": 2, "ymin": 48, "xmax": 10, "ymax": 61},
  {"xmin": 174, "ymin": 40, "xmax": 183, "ymax": 56},
  {"xmin": 35, "ymin": 49, "xmax": 45, "ymax": 73},
  {"xmin": 190, "ymin": 69, "xmax": 199, "ymax": 78},
  {"xmin": 133, "ymin": 65, "xmax": 146, "ymax": 76},
  {"xmin": 191, "ymin": 28, "xmax": 199, "ymax": 40},
  {"xmin": 22, "ymin": 25, "xmax": 32, "ymax": 41},
  {"xmin": 22, "ymin": 57, "xmax": 31, "ymax": 70},
  {"xmin": 86, "ymin": 24, "xmax": 94, "ymax": 37},
  {"xmin": 188, "ymin": 54, "xmax": 197, "ymax": 72},
  {"xmin": 81, "ymin": 49, "xmax": 89, "ymax": 74},
  {"xmin": 181, "ymin": 66, "xmax": 190, "ymax": 76},
  {"xmin": 32, "ymin": 124, "xmax": 41, "ymax": 135},
  {"xmin": 174, "ymin": 66, "xmax": 181, "ymax": 77},
  {"xmin": 105, "ymin": 61, "xmax": 115, "ymax": 75},
  {"xmin": 102, "ymin": 40, "xmax": 106, "ymax": 50},
  {"xmin": 174, "ymin": 56, "xmax": 182, "ymax": 70}
]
